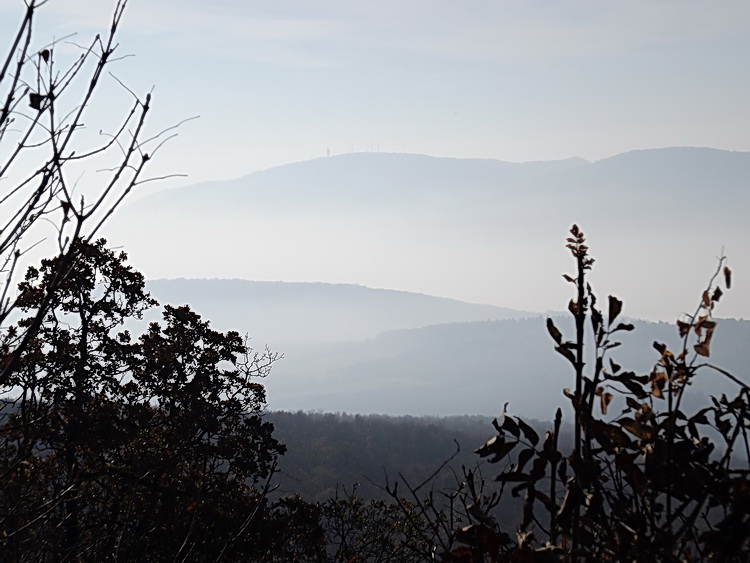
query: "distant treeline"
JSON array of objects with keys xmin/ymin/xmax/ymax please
[{"xmin": 266, "ymin": 411, "xmax": 559, "ymax": 502}]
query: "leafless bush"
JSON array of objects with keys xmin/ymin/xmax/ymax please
[{"xmin": 0, "ymin": 0, "xmax": 184, "ymax": 385}]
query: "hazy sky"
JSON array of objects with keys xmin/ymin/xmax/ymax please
[{"xmin": 4, "ymin": 0, "xmax": 749, "ymax": 186}]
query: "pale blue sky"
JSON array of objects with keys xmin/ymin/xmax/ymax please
[{"xmin": 4, "ymin": 0, "xmax": 749, "ymax": 186}]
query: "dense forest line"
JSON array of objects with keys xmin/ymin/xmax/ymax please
[{"xmin": 267, "ymin": 411, "xmax": 558, "ymax": 501}]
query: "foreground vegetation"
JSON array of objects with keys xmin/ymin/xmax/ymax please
[
  {"xmin": 1, "ymin": 227, "xmax": 746, "ymax": 561},
  {"xmin": 1, "ymin": 2, "xmax": 747, "ymax": 561}
]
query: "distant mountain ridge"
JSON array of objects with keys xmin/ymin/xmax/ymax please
[
  {"xmin": 105, "ymin": 146, "xmax": 750, "ymax": 322},
  {"xmin": 136, "ymin": 147, "xmax": 748, "ymax": 211},
  {"xmin": 146, "ymin": 278, "xmax": 535, "ymax": 345},
  {"xmin": 141, "ymin": 152, "xmax": 592, "ymax": 209}
]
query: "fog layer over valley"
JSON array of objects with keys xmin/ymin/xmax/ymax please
[{"xmin": 145, "ymin": 279, "xmax": 750, "ymax": 421}]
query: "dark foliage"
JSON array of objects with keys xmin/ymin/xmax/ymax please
[
  {"xmin": 320, "ymin": 486, "xmax": 430, "ymax": 562},
  {"xmin": 0, "ymin": 239, "xmax": 324, "ymax": 561},
  {"xmin": 380, "ymin": 226, "xmax": 749, "ymax": 562}
]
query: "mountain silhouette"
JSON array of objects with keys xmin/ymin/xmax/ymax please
[{"xmin": 104, "ymin": 147, "xmax": 750, "ymax": 322}]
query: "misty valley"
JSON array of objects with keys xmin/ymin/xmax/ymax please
[{"xmin": 145, "ymin": 278, "xmax": 749, "ymax": 422}]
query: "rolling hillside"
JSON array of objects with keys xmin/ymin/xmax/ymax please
[{"xmin": 144, "ymin": 278, "xmax": 750, "ymax": 420}]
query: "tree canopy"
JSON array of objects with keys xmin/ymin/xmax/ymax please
[{"xmin": 0, "ymin": 239, "xmax": 324, "ymax": 561}]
